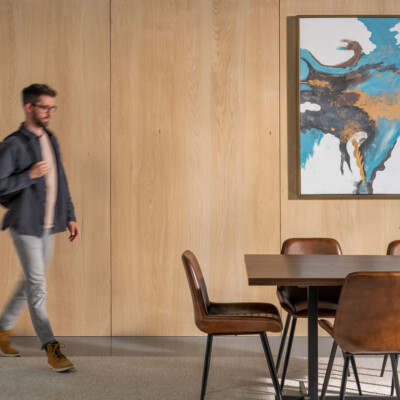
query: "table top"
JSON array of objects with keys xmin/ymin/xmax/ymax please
[{"xmin": 245, "ymin": 254, "xmax": 400, "ymax": 286}]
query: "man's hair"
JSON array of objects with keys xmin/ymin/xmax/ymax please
[{"xmin": 22, "ymin": 83, "xmax": 57, "ymax": 105}]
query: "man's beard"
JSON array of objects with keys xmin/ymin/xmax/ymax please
[{"xmin": 32, "ymin": 114, "xmax": 49, "ymax": 128}]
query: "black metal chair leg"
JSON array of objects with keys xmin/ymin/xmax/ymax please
[
  {"xmin": 390, "ymin": 354, "xmax": 400, "ymax": 400},
  {"xmin": 392, "ymin": 377, "xmax": 395, "ymax": 397},
  {"xmin": 276, "ymin": 314, "xmax": 291, "ymax": 372},
  {"xmin": 201, "ymin": 334, "xmax": 213, "ymax": 400},
  {"xmin": 339, "ymin": 355, "xmax": 350, "ymax": 400},
  {"xmin": 350, "ymin": 355, "xmax": 362, "ymax": 396},
  {"xmin": 260, "ymin": 332, "xmax": 283, "ymax": 400},
  {"xmin": 320, "ymin": 341, "xmax": 338, "ymax": 400},
  {"xmin": 381, "ymin": 354, "xmax": 389, "ymax": 377},
  {"xmin": 280, "ymin": 317, "xmax": 297, "ymax": 390},
  {"xmin": 341, "ymin": 351, "xmax": 351, "ymax": 377},
  {"xmin": 391, "ymin": 354, "xmax": 399, "ymax": 397}
]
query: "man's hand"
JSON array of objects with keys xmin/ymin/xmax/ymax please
[
  {"xmin": 67, "ymin": 221, "xmax": 80, "ymax": 242},
  {"xmin": 29, "ymin": 161, "xmax": 49, "ymax": 179}
]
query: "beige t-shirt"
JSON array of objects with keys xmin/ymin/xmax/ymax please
[{"xmin": 40, "ymin": 132, "xmax": 58, "ymax": 229}]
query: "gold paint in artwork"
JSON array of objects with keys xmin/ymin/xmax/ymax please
[
  {"xmin": 340, "ymin": 120, "xmax": 362, "ymax": 142},
  {"xmin": 351, "ymin": 138, "xmax": 365, "ymax": 186},
  {"xmin": 350, "ymin": 89, "xmax": 400, "ymax": 121},
  {"xmin": 300, "ymin": 79, "xmax": 330, "ymax": 87}
]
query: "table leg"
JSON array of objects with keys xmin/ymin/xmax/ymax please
[{"xmin": 308, "ymin": 286, "xmax": 319, "ymax": 400}]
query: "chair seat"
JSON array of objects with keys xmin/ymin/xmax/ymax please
[
  {"xmin": 277, "ymin": 286, "xmax": 340, "ymax": 317},
  {"xmin": 279, "ymin": 300, "xmax": 337, "ymax": 317},
  {"xmin": 197, "ymin": 302, "xmax": 282, "ymax": 334}
]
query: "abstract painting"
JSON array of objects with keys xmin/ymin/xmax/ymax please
[{"xmin": 299, "ymin": 17, "xmax": 400, "ymax": 195}]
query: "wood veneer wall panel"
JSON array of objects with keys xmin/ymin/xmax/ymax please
[
  {"xmin": 0, "ymin": 0, "xmax": 110, "ymax": 336},
  {"xmin": 280, "ymin": 0, "xmax": 400, "ymax": 336},
  {"xmin": 241, "ymin": 0, "xmax": 280, "ymax": 304},
  {"xmin": 111, "ymin": 0, "xmax": 280, "ymax": 335}
]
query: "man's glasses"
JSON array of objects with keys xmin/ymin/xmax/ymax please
[{"xmin": 32, "ymin": 104, "xmax": 58, "ymax": 113}]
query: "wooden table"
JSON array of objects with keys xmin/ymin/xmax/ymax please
[{"xmin": 245, "ymin": 254, "xmax": 400, "ymax": 400}]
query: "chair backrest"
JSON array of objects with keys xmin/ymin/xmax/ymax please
[
  {"xmin": 182, "ymin": 250, "xmax": 211, "ymax": 331},
  {"xmin": 281, "ymin": 238, "xmax": 342, "ymax": 255},
  {"xmin": 388, "ymin": 240, "xmax": 400, "ymax": 255},
  {"xmin": 333, "ymin": 271, "xmax": 400, "ymax": 354},
  {"xmin": 278, "ymin": 238, "xmax": 343, "ymax": 306}
]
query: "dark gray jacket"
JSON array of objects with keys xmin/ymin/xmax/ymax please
[{"xmin": 0, "ymin": 124, "xmax": 76, "ymax": 237}]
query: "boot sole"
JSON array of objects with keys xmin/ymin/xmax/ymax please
[
  {"xmin": 48, "ymin": 363, "xmax": 74, "ymax": 372},
  {"xmin": 0, "ymin": 350, "xmax": 20, "ymax": 357}
]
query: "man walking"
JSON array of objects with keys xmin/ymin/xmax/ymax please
[{"xmin": 0, "ymin": 84, "xmax": 80, "ymax": 372}]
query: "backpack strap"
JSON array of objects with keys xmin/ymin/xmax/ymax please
[{"xmin": 14, "ymin": 130, "xmax": 38, "ymax": 163}]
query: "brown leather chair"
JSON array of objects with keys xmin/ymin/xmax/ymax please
[
  {"xmin": 319, "ymin": 271, "xmax": 400, "ymax": 400},
  {"xmin": 182, "ymin": 250, "xmax": 283, "ymax": 400},
  {"xmin": 381, "ymin": 240, "xmax": 400, "ymax": 377},
  {"xmin": 388, "ymin": 241, "xmax": 400, "ymax": 256},
  {"xmin": 276, "ymin": 238, "xmax": 346, "ymax": 390}
]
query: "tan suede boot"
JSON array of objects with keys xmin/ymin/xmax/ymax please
[
  {"xmin": 0, "ymin": 330, "xmax": 20, "ymax": 357},
  {"xmin": 46, "ymin": 342, "xmax": 74, "ymax": 372}
]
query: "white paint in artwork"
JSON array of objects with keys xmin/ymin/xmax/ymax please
[
  {"xmin": 373, "ymin": 138, "xmax": 400, "ymax": 194},
  {"xmin": 390, "ymin": 23, "xmax": 400, "ymax": 45},
  {"xmin": 300, "ymin": 18, "xmax": 376, "ymax": 66},
  {"xmin": 300, "ymin": 102, "xmax": 321, "ymax": 113},
  {"xmin": 348, "ymin": 131, "xmax": 368, "ymax": 146},
  {"xmin": 301, "ymin": 133, "xmax": 366, "ymax": 194}
]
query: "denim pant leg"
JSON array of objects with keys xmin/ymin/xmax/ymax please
[
  {"xmin": 0, "ymin": 280, "xmax": 28, "ymax": 331},
  {"xmin": 0, "ymin": 229, "xmax": 56, "ymax": 348}
]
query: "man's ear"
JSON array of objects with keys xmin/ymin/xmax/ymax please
[{"xmin": 23, "ymin": 103, "xmax": 32, "ymax": 114}]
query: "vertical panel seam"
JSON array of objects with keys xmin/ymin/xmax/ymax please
[
  {"xmin": 278, "ymin": 0, "xmax": 282, "ymax": 252},
  {"xmin": 109, "ymin": 0, "xmax": 113, "ymax": 344}
]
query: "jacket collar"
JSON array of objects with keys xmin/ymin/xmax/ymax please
[{"xmin": 19, "ymin": 123, "xmax": 53, "ymax": 138}]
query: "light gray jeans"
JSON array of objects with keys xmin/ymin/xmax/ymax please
[{"xmin": 0, "ymin": 228, "xmax": 56, "ymax": 349}]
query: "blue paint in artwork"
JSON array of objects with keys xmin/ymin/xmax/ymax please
[
  {"xmin": 300, "ymin": 59, "xmax": 309, "ymax": 81},
  {"xmin": 300, "ymin": 48, "xmax": 357, "ymax": 75},
  {"xmin": 359, "ymin": 17, "xmax": 399, "ymax": 52},
  {"xmin": 300, "ymin": 129, "xmax": 324, "ymax": 168},
  {"xmin": 352, "ymin": 18, "xmax": 400, "ymax": 94},
  {"xmin": 300, "ymin": 84, "xmax": 312, "ymax": 91},
  {"xmin": 354, "ymin": 71, "xmax": 399, "ymax": 96},
  {"xmin": 300, "ymin": 17, "xmax": 400, "ymax": 194},
  {"xmin": 355, "ymin": 18, "xmax": 400, "ymax": 192},
  {"xmin": 359, "ymin": 118, "xmax": 400, "ymax": 190}
]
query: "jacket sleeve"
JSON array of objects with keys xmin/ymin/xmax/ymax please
[
  {"xmin": 51, "ymin": 135, "xmax": 77, "ymax": 223},
  {"xmin": 60, "ymin": 163, "xmax": 77, "ymax": 222},
  {"xmin": 0, "ymin": 139, "xmax": 35, "ymax": 196}
]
